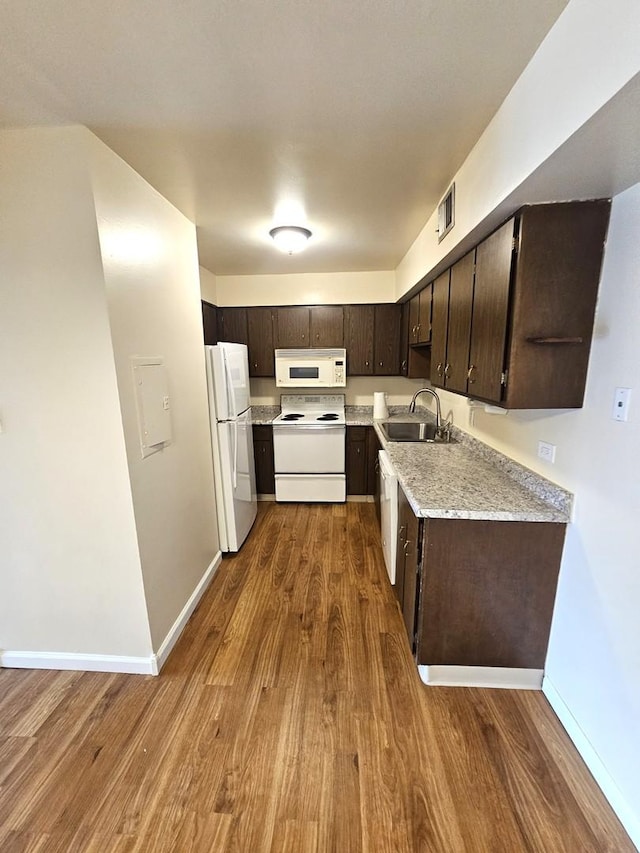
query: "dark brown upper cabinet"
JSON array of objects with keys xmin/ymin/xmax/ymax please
[
  {"xmin": 430, "ymin": 269, "xmax": 450, "ymax": 388},
  {"xmin": 309, "ymin": 305, "xmax": 344, "ymax": 347},
  {"xmin": 374, "ymin": 304, "xmax": 402, "ymax": 375},
  {"xmin": 274, "ymin": 306, "xmax": 310, "ymax": 348},
  {"xmin": 247, "ymin": 307, "xmax": 275, "ymax": 377},
  {"xmin": 217, "ymin": 307, "xmax": 248, "ymax": 346},
  {"xmin": 424, "ymin": 200, "xmax": 611, "ymax": 409},
  {"xmin": 408, "ymin": 286, "xmax": 432, "ymax": 345},
  {"xmin": 344, "ymin": 304, "xmax": 401, "ymax": 375},
  {"xmin": 430, "ymin": 252, "xmax": 474, "ymax": 393},
  {"xmin": 201, "ymin": 300, "xmax": 218, "ymax": 346},
  {"xmin": 344, "ymin": 305, "xmax": 375, "ymax": 374}
]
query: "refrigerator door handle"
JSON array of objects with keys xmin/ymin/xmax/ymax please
[
  {"xmin": 231, "ymin": 419, "xmax": 238, "ymax": 489},
  {"xmin": 222, "ymin": 347, "xmax": 237, "ymax": 418}
]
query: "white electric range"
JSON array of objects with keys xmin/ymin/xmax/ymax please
[{"xmin": 272, "ymin": 394, "xmax": 346, "ymax": 502}]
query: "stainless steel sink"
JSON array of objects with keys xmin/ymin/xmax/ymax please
[{"xmin": 379, "ymin": 421, "xmax": 455, "ymax": 443}]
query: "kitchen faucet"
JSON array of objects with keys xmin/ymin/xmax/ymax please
[{"xmin": 409, "ymin": 388, "xmax": 443, "ymax": 435}]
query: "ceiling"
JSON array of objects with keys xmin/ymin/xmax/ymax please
[{"xmin": 0, "ymin": 0, "xmax": 570, "ymax": 275}]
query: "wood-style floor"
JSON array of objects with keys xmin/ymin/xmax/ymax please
[{"xmin": 0, "ymin": 503, "xmax": 633, "ymax": 852}]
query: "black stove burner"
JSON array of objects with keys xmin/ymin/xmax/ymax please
[
  {"xmin": 317, "ymin": 413, "xmax": 340, "ymax": 421},
  {"xmin": 282, "ymin": 413, "xmax": 304, "ymax": 420}
]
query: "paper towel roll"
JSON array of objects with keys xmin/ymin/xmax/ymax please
[{"xmin": 373, "ymin": 392, "xmax": 389, "ymax": 420}]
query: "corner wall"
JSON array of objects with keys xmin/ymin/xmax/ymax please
[
  {"xmin": 88, "ymin": 132, "xmax": 219, "ymax": 653},
  {"xmin": 0, "ymin": 127, "xmax": 152, "ymax": 659}
]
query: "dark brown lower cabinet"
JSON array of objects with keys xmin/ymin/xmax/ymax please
[
  {"xmin": 393, "ymin": 487, "xmax": 567, "ymax": 669},
  {"xmin": 394, "ymin": 486, "xmax": 421, "ymax": 645},
  {"xmin": 346, "ymin": 426, "xmax": 381, "ymax": 499},
  {"xmin": 252, "ymin": 425, "xmax": 274, "ymax": 495}
]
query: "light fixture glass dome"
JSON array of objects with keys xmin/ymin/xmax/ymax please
[{"xmin": 269, "ymin": 225, "xmax": 312, "ymax": 254}]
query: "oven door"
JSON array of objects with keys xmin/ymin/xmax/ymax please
[{"xmin": 272, "ymin": 424, "xmax": 345, "ymax": 473}]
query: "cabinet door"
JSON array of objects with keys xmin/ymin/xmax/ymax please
[
  {"xmin": 346, "ymin": 427, "xmax": 368, "ymax": 495},
  {"xmin": 344, "ymin": 305, "xmax": 375, "ymax": 375},
  {"xmin": 274, "ymin": 307, "xmax": 310, "ymax": 348},
  {"xmin": 408, "ymin": 295, "xmax": 420, "ymax": 344},
  {"xmin": 430, "ymin": 270, "xmax": 450, "ymax": 388},
  {"xmin": 468, "ymin": 220, "xmax": 514, "ymax": 402},
  {"xmin": 217, "ymin": 307, "xmax": 248, "ymax": 345},
  {"xmin": 202, "ymin": 300, "xmax": 218, "ymax": 345},
  {"xmin": 399, "ymin": 488, "xmax": 420, "ymax": 647},
  {"xmin": 252, "ymin": 426, "xmax": 274, "ymax": 494},
  {"xmin": 310, "ymin": 306, "xmax": 344, "ymax": 347},
  {"xmin": 247, "ymin": 307, "xmax": 274, "ymax": 377},
  {"xmin": 417, "ymin": 284, "xmax": 432, "ymax": 344},
  {"xmin": 445, "ymin": 250, "xmax": 475, "ymax": 394},
  {"xmin": 373, "ymin": 304, "xmax": 401, "ymax": 375},
  {"xmin": 399, "ymin": 301, "xmax": 410, "ymax": 376}
]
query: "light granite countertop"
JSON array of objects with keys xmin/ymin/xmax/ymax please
[{"xmin": 250, "ymin": 403, "xmax": 572, "ymax": 523}]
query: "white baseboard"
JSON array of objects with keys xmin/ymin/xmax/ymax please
[
  {"xmin": 0, "ymin": 650, "xmax": 156, "ymax": 675},
  {"xmin": 543, "ymin": 676, "xmax": 640, "ymax": 850},
  {"xmin": 0, "ymin": 551, "xmax": 223, "ymax": 678},
  {"xmin": 151, "ymin": 551, "xmax": 222, "ymax": 675},
  {"xmin": 418, "ymin": 665, "xmax": 543, "ymax": 690}
]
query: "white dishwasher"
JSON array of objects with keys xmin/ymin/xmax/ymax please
[{"xmin": 378, "ymin": 450, "xmax": 397, "ymax": 584}]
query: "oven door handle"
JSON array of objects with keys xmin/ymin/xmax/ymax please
[{"xmin": 272, "ymin": 424, "xmax": 345, "ymax": 431}]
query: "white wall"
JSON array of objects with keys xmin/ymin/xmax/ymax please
[
  {"xmin": 250, "ymin": 375, "xmax": 427, "ymax": 407},
  {"xmin": 396, "ymin": 0, "xmax": 640, "ymax": 298},
  {"xmin": 199, "ymin": 265, "xmax": 218, "ymax": 304},
  {"xmin": 88, "ymin": 132, "xmax": 219, "ymax": 652},
  {"xmin": 0, "ymin": 127, "xmax": 152, "ymax": 658},
  {"xmin": 216, "ymin": 270, "xmax": 395, "ymax": 306}
]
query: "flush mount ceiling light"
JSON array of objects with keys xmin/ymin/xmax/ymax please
[{"xmin": 269, "ymin": 225, "xmax": 312, "ymax": 254}]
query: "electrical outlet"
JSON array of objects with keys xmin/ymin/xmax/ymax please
[{"xmin": 538, "ymin": 441, "xmax": 556, "ymax": 463}]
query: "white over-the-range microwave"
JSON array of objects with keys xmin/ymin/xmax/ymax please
[{"xmin": 275, "ymin": 348, "xmax": 346, "ymax": 387}]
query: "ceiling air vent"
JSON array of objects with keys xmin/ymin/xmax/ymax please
[{"xmin": 437, "ymin": 182, "xmax": 455, "ymax": 243}]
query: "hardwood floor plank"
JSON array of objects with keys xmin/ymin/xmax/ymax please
[{"xmin": 0, "ymin": 504, "xmax": 633, "ymax": 852}]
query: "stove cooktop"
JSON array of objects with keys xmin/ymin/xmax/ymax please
[{"xmin": 273, "ymin": 393, "xmax": 346, "ymax": 426}]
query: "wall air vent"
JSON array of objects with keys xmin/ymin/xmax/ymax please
[{"xmin": 437, "ymin": 182, "xmax": 455, "ymax": 243}]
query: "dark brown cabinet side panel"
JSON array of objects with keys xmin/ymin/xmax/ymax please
[
  {"xmin": 505, "ymin": 201, "xmax": 611, "ymax": 409},
  {"xmin": 417, "ymin": 519, "xmax": 566, "ymax": 668},
  {"xmin": 344, "ymin": 305, "xmax": 375, "ymax": 374},
  {"xmin": 310, "ymin": 305, "xmax": 344, "ymax": 347},
  {"xmin": 247, "ymin": 307, "xmax": 275, "ymax": 377},
  {"xmin": 430, "ymin": 271, "xmax": 449, "ymax": 387},
  {"xmin": 274, "ymin": 306, "xmax": 310, "ymax": 348},
  {"xmin": 252, "ymin": 425, "xmax": 275, "ymax": 494},
  {"xmin": 469, "ymin": 220, "xmax": 514, "ymax": 402},
  {"xmin": 374, "ymin": 304, "xmax": 401, "ymax": 375},
  {"xmin": 202, "ymin": 300, "xmax": 218, "ymax": 345},
  {"xmin": 445, "ymin": 250, "xmax": 475, "ymax": 394},
  {"xmin": 217, "ymin": 307, "xmax": 248, "ymax": 345}
]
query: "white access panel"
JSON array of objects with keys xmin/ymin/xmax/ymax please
[{"xmin": 131, "ymin": 357, "xmax": 172, "ymax": 458}]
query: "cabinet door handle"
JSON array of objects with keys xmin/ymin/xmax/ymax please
[
  {"xmin": 444, "ymin": 363, "xmax": 450, "ymax": 376},
  {"xmin": 398, "ymin": 524, "xmax": 406, "ymax": 542},
  {"xmin": 378, "ymin": 361, "xmax": 383, "ymax": 367},
  {"xmin": 468, "ymin": 364, "xmax": 476, "ymax": 384},
  {"xmin": 404, "ymin": 539, "xmax": 411, "ymax": 554},
  {"xmin": 436, "ymin": 362, "xmax": 443, "ymax": 376},
  {"xmin": 365, "ymin": 360, "xmax": 370, "ymax": 367}
]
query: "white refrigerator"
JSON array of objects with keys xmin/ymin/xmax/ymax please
[{"xmin": 205, "ymin": 343, "xmax": 257, "ymax": 552}]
